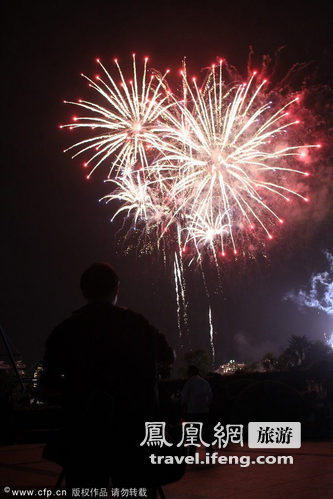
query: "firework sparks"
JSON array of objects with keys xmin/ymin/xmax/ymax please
[
  {"xmin": 62, "ymin": 56, "xmax": 319, "ymax": 259},
  {"xmin": 62, "ymin": 55, "xmax": 321, "ymax": 357},
  {"xmin": 157, "ymin": 60, "xmax": 320, "ymax": 255},
  {"xmin": 61, "ymin": 54, "xmax": 171, "ymax": 180}
]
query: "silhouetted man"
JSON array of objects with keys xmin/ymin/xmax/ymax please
[{"xmin": 42, "ymin": 263, "xmax": 174, "ymax": 496}]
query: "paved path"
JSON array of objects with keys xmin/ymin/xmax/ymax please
[
  {"xmin": 164, "ymin": 442, "xmax": 333, "ymax": 498},
  {"xmin": 0, "ymin": 442, "xmax": 332, "ymax": 498}
]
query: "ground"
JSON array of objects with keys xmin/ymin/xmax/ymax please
[{"xmin": 0, "ymin": 442, "xmax": 332, "ymax": 498}]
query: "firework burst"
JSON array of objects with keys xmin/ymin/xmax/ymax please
[
  {"xmin": 156, "ymin": 61, "xmax": 321, "ymax": 256},
  {"xmin": 61, "ymin": 55, "xmax": 322, "ymax": 356},
  {"xmin": 61, "ymin": 56, "xmax": 320, "ymax": 260},
  {"xmin": 61, "ymin": 54, "xmax": 171, "ymax": 179}
]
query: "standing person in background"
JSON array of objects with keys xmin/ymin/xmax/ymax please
[{"xmin": 181, "ymin": 365, "xmax": 213, "ymax": 455}]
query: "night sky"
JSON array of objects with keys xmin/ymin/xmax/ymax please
[{"xmin": 2, "ymin": 0, "xmax": 333, "ymax": 369}]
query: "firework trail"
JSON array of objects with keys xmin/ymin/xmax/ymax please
[
  {"xmin": 174, "ymin": 253, "xmax": 187, "ymax": 348},
  {"xmin": 208, "ymin": 306, "xmax": 215, "ymax": 364},
  {"xmin": 62, "ymin": 55, "xmax": 321, "ymax": 360},
  {"xmin": 173, "ymin": 254, "xmax": 182, "ymax": 342}
]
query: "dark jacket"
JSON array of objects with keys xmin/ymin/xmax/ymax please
[{"xmin": 42, "ymin": 302, "xmax": 173, "ymax": 420}]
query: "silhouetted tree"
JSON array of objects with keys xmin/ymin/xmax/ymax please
[
  {"xmin": 261, "ymin": 352, "xmax": 278, "ymax": 371},
  {"xmin": 277, "ymin": 336, "xmax": 331, "ymax": 371},
  {"xmin": 277, "ymin": 348, "xmax": 295, "ymax": 370},
  {"xmin": 244, "ymin": 361, "xmax": 259, "ymax": 373},
  {"xmin": 287, "ymin": 335, "xmax": 311, "ymax": 368},
  {"xmin": 306, "ymin": 341, "xmax": 331, "ymax": 367}
]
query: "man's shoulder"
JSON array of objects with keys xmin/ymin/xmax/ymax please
[
  {"xmin": 47, "ymin": 305, "xmax": 99, "ymax": 344},
  {"xmin": 52, "ymin": 304, "xmax": 153, "ymax": 327},
  {"xmin": 191, "ymin": 375, "xmax": 211, "ymax": 387},
  {"xmin": 47, "ymin": 314, "xmax": 80, "ymax": 344},
  {"xmin": 47, "ymin": 305, "xmax": 159, "ymax": 351},
  {"xmin": 197, "ymin": 375, "xmax": 210, "ymax": 384},
  {"xmin": 112, "ymin": 305, "xmax": 154, "ymax": 328}
]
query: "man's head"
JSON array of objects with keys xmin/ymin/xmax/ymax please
[
  {"xmin": 80, "ymin": 263, "xmax": 119, "ymax": 303},
  {"xmin": 188, "ymin": 365, "xmax": 199, "ymax": 377}
]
